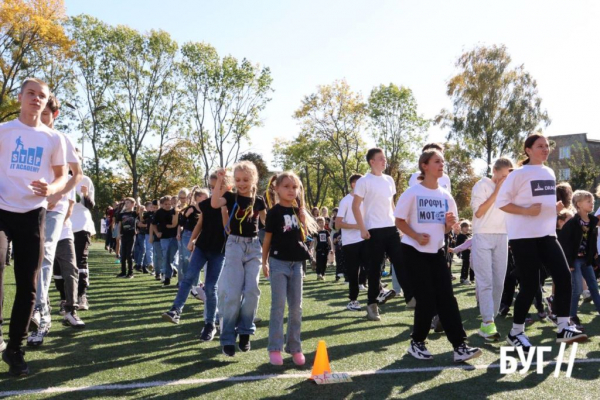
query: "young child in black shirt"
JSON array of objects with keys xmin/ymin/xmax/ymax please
[
  {"xmin": 313, "ymin": 217, "xmax": 333, "ymax": 280},
  {"xmin": 456, "ymin": 221, "xmax": 474, "ymax": 284},
  {"xmin": 116, "ymin": 198, "xmax": 137, "ymax": 278}
]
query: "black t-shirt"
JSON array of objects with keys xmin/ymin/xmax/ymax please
[
  {"xmin": 141, "ymin": 211, "xmax": 153, "ymax": 235},
  {"xmin": 196, "ymin": 198, "xmax": 227, "ymax": 253},
  {"xmin": 223, "ymin": 191, "xmax": 266, "ymax": 237},
  {"xmin": 182, "ymin": 205, "xmax": 200, "ymax": 232},
  {"xmin": 117, "ymin": 211, "xmax": 137, "ymax": 236},
  {"xmin": 153, "ymin": 208, "xmax": 177, "ymax": 239},
  {"xmin": 316, "ymin": 229, "xmax": 331, "ymax": 253},
  {"xmin": 456, "ymin": 233, "xmax": 471, "ymax": 259},
  {"xmin": 265, "ymin": 204, "xmax": 310, "ymax": 261}
]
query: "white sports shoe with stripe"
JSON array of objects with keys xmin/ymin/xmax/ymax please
[
  {"xmin": 407, "ymin": 340, "xmax": 433, "ymax": 360},
  {"xmin": 556, "ymin": 325, "xmax": 587, "ymax": 344},
  {"xmin": 507, "ymin": 331, "xmax": 532, "ymax": 354}
]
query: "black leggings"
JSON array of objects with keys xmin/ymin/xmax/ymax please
[
  {"xmin": 510, "ymin": 236, "xmax": 571, "ymax": 324},
  {"xmin": 460, "ymin": 252, "xmax": 474, "ymax": 281},
  {"xmin": 120, "ymin": 234, "xmax": 135, "ymax": 274},
  {"xmin": 74, "ymin": 231, "xmax": 91, "ymax": 296},
  {"xmin": 0, "ymin": 208, "xmax": 45, "ymax": 350},
  {"xmin": 316, "ymin": 251, "xmax": 328, "ymax": 276},
  {"xmin": 402, "ymin": 243, "xmax": 466, "ymax": 347},
  {"xmin": 343, "ymin": 241, "xmax": 368, "ymax": 301}
]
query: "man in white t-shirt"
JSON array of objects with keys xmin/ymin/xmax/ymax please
[
  {"xmin": 28, "ymin": 95, "xmax": 83, "ymax": 347},
  {"xmin": 352, "ymin": 148, "xmax": 402, "ymax": 321},
  {"xmin": 335, "ymin": 174, "xmax": 367, "ymax": 312},
  {"xmin": 0, "ymin": 78, "xmax": 68, "ymax": 376}
]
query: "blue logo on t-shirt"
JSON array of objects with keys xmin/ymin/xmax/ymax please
[
  {"xmin": 10, "ymin": 136, "xmax": 43, "ymax": 172},
  {"xmin": 417, "ymin": 196, "xmax": 448, "ymax": 224},
  {"xmin": 530, "ymin": 180, "xmax": 555, "ymax": 197}
]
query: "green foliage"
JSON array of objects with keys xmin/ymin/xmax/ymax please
[
  {"xmin": 436, "ymin": 44, "xmax": 550, "ymax": 175},
  {"xmin": 444, "ymin": 143, "xmax": 481, "ymax": 219},
  {"xmin": 239, "ymin": 152, "xmax": 270, "ymax": 193}
]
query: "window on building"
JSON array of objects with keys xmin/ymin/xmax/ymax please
[
  {"xmin": 559, "ymin": 146, "xmax": 571, "ymax": 159},
  {"xmin": 559, "ymin": 168, "xmax": 571, "ymax": 181}
]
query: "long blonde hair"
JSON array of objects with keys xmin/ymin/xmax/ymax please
[{"xmin": 266, "ymin": 171, "xmax": 319, "ymax": 238}]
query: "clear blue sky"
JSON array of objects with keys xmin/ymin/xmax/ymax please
[{"xmin": 64, "ymin": 0, "xmax": 600, "ymax": 170}]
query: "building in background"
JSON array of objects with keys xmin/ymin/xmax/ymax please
[{"xmin": 548, "ymin": 133, "xmax": 600, "ymax": 183}]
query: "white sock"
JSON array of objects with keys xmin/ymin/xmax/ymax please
[
  {"xmin": 557, "ymin": 317, "xmax": 570, "ymax": 332},
  {"xmin": 510, "ymin": 323, "xmax": 525, "ymax": 336}
]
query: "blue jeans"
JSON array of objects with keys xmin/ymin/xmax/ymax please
[
  {"xmin": 134, "ymin": 233, "xmax": 145, "ymax": 266},
  {"xmin": 152, "ymin": 240, "xmax": 164, "ymax": 276},
  {"xmin": 144, "ymin": 234, "xmax": 153, "ymax": 267},
  {"xmin": 161, "ymin": 237, "xmax": 178, "ymax": 279},
  {"xmin": 179, "ymin": 230, "xmax": 196, "ymax": 284},
  {"xmin": 267, "ymin": 257, "xmax": 303, "ymax": 354},
  {"xmin": 218, "ymin": 235, "xmax": 262, "ymax": 346},
  {"xmin": 570, "ymin": 258, "xmax": 600, "ymax": 317},
  {"xmin": 172, "ymin": 247, "xmax": 225, "ymax": 322}
]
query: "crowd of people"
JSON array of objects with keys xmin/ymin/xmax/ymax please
[{"xmin": 0, "ymin": 77, "xmax": 597, "ymax": 377}]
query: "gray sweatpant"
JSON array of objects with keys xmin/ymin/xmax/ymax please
[
  {"xmin": 471, "ymin": 233, "xmax": 508, "ymax": 323},
  {"xmin": 52, "ymin": 238, "xmax": 79, "ymax": 311}
]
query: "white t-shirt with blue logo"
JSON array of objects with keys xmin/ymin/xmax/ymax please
[
  {"xmin": 495, "ymin": 165, "xmax": 557, "ymax": 240},
  {"xmin": 0, "ymin": 119, "xmax": 66, "ymax": 213},
  {"xmin": 394, "ymin": 183, "xmax": 457, "ymax": 253}
]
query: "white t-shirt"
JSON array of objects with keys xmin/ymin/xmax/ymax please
[
  {"xmin": 59, "ymin": 189, "xmax": 76, "ymax": 241},
  {"xmin": 495, "ymin": 165, "xmax": 558, "ymax": 240},
  {"xmin": 71, "ymin": 175, "xmax": 96, "ymax": 234},
  {"xmin": 51, "ymin": 132, "xmax": 80, "ymax": 215},
  {"xmin": 394, "ymin": 183, "xmax": 457, "ymax": 253},
  {"xmin": 470, "ymin": 177, "xmax": 507, "ymax": 234},
  {"xmin": 409, "ymin": 172, "xmax": 452, "ymax": 192},
  {"xmin": 0, "ymin": 119, "xmax": 66, "ymax": 213},
  {"xmin": 337, "ymin": 194, "xmax": 364, "ymax": 246},
  {"xmin": 353, "ymin": 173, "xmax": 396, "ymax": 230}
]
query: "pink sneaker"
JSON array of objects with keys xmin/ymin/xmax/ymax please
[
  {"xmin": 269, "ymin": 351, "xmax": 283, "ymax": 366},
  {"xmin": 292, "ymin": 352, "xmax": 305, "ymax": 366}
]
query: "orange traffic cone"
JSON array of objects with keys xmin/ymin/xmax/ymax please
[{"xmin": 310, "ymin": 340, "xmax": 332, "ymax": 378}]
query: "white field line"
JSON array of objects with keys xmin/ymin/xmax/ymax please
[{"xmin": 2, "ymin": 358, "xmax": 599, "ymax": 398}]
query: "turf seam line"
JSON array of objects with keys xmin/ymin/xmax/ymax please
[{"xmin": 2, "ymin": 358, "xmax": 600, "ymax": 397}]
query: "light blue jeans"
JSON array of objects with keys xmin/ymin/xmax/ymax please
[
  {"xmin": 161, "ymin": 237, "xmax": 178, "ymax": 279},
  {"xmin": 36, "ymin": 210, "xmax": 65, "ymax": 327},
  {"xmin": 144, "ymin": 234, "xmax": 153, "ymax": 267},
  {"xmin": 172, "ymin": 247, "xmax": 225, "ymax": 323},
  {"xmin": 218, "ymin": 235, "xmax": 262, "ymax": 346},
  {"xmin": 267, "ymin": 257, "xmax": 303, "ymax": 354},
  {"xmin": 178, "ymin": 230, "xmax": 193, "ymax": 279},
  {"xmin": 134, "ymin": 233, "xmax": 145, "ymax": 266},
  {"xmin": 152, "ymin": 240, "xmax": 163, "ymax": 276},
  {"xmin": 570, "ymin": 258, "xmax": 600, "ymax": 317}
]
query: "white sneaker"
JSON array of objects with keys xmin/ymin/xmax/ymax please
[
  {"xmin": 194, "ymin": 283, "xmax": 207, "ymax": 302},
  {"xmin": 63, "ymin": 310, "xmax": 85, "ymax": 329},
  {"xmin": 507, "ymin": 331, "xmax": 532, "ymax": 354},
  {"xmin": 582, "ymin": 290, "xmax": 592, "ymax": 303},
  {"xmin": 30, "ymin": 306, "xmax": 41, "ymax": 331},
  {"xmin": 346, "ymin": 301, "xmax": 361, "ymax": 311},
  {"xmin": 27, "ymin": 327, "xmax": 50, "ymax": 347},
  {"xmin": 358, "ymin": 284, "xmax": 367, "ymax": 291},
  {"xmin": 78, "ymin": 295, "xmax": 89, "ymax": 311},
  {"xmin": 453, "ymin": 343, "xmax": 482, "ymax": 362},
  {"xmin": 376, "ymin": 289, "xmax": 396, "ymax": 304},
  {"xmin": 407, "ymin": 340, "xmax": 433, "ymax": 360}
]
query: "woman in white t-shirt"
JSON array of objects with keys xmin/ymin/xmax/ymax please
[
  {"xmin": 496, "ymin": 134, "xmax": 587, "ymax": 352},
  {"xmin": 395, "ymin": 149, "xmax": 481, "ymax": 363}
]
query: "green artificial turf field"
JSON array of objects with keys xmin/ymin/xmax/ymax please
[{"xmin": 1, "ymin": 243, "xmax": 599, "ymax": 399}]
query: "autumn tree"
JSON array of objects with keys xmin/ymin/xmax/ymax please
[
  {"xmin": 443, "ymin": 143, "xmax": 481, "ymax": 219},
  {"xmin": 436, "ymin": 45, "xmax": 550, "ymax": 176},
  {"xmin": 368, "ymin": 83, "xmax": 428, "ymax": 193},
  {"xmin": 0, "ymin": 0, "xmax": 73, "ymax": 121},
  {"xmin": 294, "ymin": 80, "xmax": 368, "ymax": 196}
]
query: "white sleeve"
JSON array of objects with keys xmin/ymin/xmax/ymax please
[
  {"xmin": 393, "ymin": 190, "xmax": 412, "ymax": 220},
  {"xmin": 88, "ymin": 178, "xmax": 95, "ymax": 204},
  {"xmin": 354, "ymin": 177, "xmax": 367, "ymax": 199},
  {"xmin": 470, "ymin": 181, "xmax": 486, "ymax": 212},
  {"xmin": 62, "ymin": 133, "xmax": 79, "ymax": 165},
  {"xmin": 495, "ymin": 172, "xmax": 517, "ymax": 208},
  {"xmin": 51, "ymin": 133, "xmax": 67, "ymax": 167},
  {"xmin": 337, "ymin": 198, "xmax": 348, "ymax": 221},
  {"xmin": 387, "ymin": 175, "xmax": 397, "ymax": 196}
]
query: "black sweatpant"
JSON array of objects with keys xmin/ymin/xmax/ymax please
[
  {"xmin": 316, "ymin": 251, "xmax": 328, "ymax": 276},
  {"xmin": 402, "ymin": 243, "xmax": 466, "ymax": 347},
  {"xmin": 366, "ymin": 227, "xmax": 411, "ymax": 305},
  {"xmin": 120, "ymin": 233, "xmax": 135, "ymax": 274},
  {"xmin": 74, "ymin": 231, "xmax": 91, "ymax": 296},
  {"xmin": 510, "ymin": 236, "xmax": 571, "ymax": 324},
  {"xmin": 335, "ymin": 248, "xmax": 345, "ymax": 278},
  {"xmin": 0, "ymin": 207, "xmax": 45, "ymax": 350},
  {"xmin": 343, "ymin": 241, "xmax": 368, "ymax": 301},
  {"xmin": 460, "ymin": 252, "xmax": 474, "ymax": 281}
]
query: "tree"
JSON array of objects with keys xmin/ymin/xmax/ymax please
[
  {"xmin": 368, "ymin": 83, "xmax": 428, "ymax": 193},
  {"xmin": 238, "ymin": 152, "xmax": 270, "ymax": 192},
  {"xmin": 294, "ymin": 79, "xmax": 368, "ymax": 196},
  {"xmin": 550, "ymin": 143, "xmax": 600, "ymax": 192},
  {"xmin": 436, "ymin": 45, "xmax": 550, "ymax": 176},
  {"xmin": 105, "ymin": 27, "xmax": 180, "ymax": 198},
  {"xmin": 179, "ymin": 42, "xmax": 273, "ymax": 182},
  {"xmin": 444, "ymin": 143, "xmax": 480, "ymax": 220},
  {"xmin": 0, "ymin": 0, "xmax": 73, "ymax": 121}
]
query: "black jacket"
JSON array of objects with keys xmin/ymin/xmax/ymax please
[{"xmin": 557, "ymin": 213, "xmax": 599, "ymax": 268}]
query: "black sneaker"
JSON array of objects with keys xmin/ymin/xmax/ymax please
[
  {"xmin": 376, "ymin": 289, "xmax": 396, "ymax": 305},
  {"xmin": 557, "ymin": 325, "xmax": 587, "ymax": 344},
  {"xmin": 126, "ymin": 272, "xmax": 134, "ymax": 279},
  {"xmin": 162, "ymin": 310, "xmax": 180, "ymax": 324},
  {"xmin": 507, "ymin": 331, "xmax": 532, "ymax": 354},
  {"xmin": 498, "ymin": 304, "xmax": 510, "ymax": 316},
  {"xmin": 545, "ymin": 295, "xmax": 554, "ymax": 315},
  {"xmin": 407, "ymin": 340, "xmax": 433, "ymax": 360},
  {"xmin": 116, "ymin": 272, "xmax": 127, "ymax": 278},
  {"xmin": 453, "ymin": 343, "xmax": 482, "ymax": 362},
  {"xmin": 2, "ymin": 347, "xmax": 29, "ymax": 377},
  {"xmin": 155, "ymin": 273, "xmax": 161, "ymax": 281},
  {"xmin": 134, "ymin": 265, "xmax": 142, "ymax": 272},
  {"xmin": 163, "ymin": 278, "xmax": 171, "ymax": 287},
  {"xmin": 238, "ymin": 334, "xmax": 251, "ymax": 352},
  {"xmin": 222, "ymin": 345, "xmax": 236, "ymax": 357},
  {"xmin": 547, "ymin": 313, "xmax": 558, "ymax": 326},
  {"xmin": 142, "ymin": 266, "xmax": 150, "ymax": 274},
  {"xmin": 172, "ymin": 269, "xmax": 178, "ymax": 278},
  {"xmin": 200, "ymin": 323, "xmax": 216, "ymax": 342}
]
